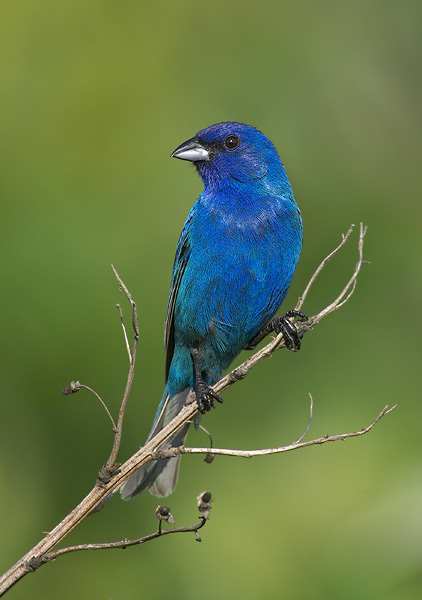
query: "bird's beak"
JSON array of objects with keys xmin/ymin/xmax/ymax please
[{"xmin": 171, "ymin": 137, "xmax": 210, "ymax": 162}]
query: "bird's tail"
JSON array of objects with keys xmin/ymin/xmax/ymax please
[{"xmin": 120, "ymin": 389, "xmax": 190, "ymax": 499}]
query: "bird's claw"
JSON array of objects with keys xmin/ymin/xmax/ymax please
[
  {"xmin": 195, "ymin": 382, "xmax": 223, "ymax": 414},
  {"xmin": 272, "ymin": 310, "xmax": 308, "ymax": 351}
]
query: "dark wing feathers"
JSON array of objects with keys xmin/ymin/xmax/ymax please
[{"xmin": 164, "ymin": 211, "xmax": 194, "ymax": 379}]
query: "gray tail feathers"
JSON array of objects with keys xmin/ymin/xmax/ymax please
[{"xmin": 120, "ymin": 389, "xmax": 190, "ymax": 499}]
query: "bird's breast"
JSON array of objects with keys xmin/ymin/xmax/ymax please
[{"xmin": 174, "ymin": 196, "xmax": 301, "ymax": 356}]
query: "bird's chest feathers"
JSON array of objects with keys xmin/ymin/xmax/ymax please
[
  {"xmin": 175, "ymin": 192, "xmax": 302, "ymax": 353},
  {"xmin": 196, "ymin": 191, "xmax": 300, "ymax": 251}
]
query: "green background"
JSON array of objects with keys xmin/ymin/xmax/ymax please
[{"xmin": 1, "ymin": 1, "xmax": 421, "ymax": 598}]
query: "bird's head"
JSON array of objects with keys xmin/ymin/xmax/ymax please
[{"xmin": 171, "ymin": 121, "xmax": 287, "ymax": 191}]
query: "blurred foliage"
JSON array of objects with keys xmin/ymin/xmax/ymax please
[{"xmin": 0, "ymin": 0, "xmax": 421, "ymax": 598}]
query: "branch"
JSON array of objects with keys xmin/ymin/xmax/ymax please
[
  {"xmin": 308, "ymin": 223, "xmax": 367, "ymax": 325},
  {"xmin": 105, "ymin": 265, "xmax": 140, "ymax": 473},
  {"xmin": 295, "ymin": 223, "xmax": 355, "ymax": 311},
  {"xmin": 115, "ymin": 303, "xmax": 132, "ymax": 364},
  {"xmin": 156, "ymin": 404, "xmax": 397, "ymax": 460},
  {"xmin": 27, "ymin": 495, "xmax": 211, "ymax": 571},
  {"xmin": 0, "ymin": 224, "xmax": 382, "ymax": 597},
  {"xmin": 43, "ymin": 519, "xmax": 207, "ymax": 559}
]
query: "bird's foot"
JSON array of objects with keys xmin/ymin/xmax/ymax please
[
  {"xmin": 270, "ymin": 310, "xmax": 308, "ymax": 351},
  {"xmin": 195, "ymin": 381, "xmax": 223, "ymax": 414}
]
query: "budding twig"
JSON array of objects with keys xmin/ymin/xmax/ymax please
[{"xmin": 34, "ymin": 495, "xmax": 210, "ymax": 565}]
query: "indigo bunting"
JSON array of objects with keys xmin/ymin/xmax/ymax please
[{"xmin": 121, "ymin": 122, "xmax": 304, "ymax": 498}]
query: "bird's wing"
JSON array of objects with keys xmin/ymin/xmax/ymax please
[{"xmin": 164, "ymin": 207, "xmax": 195, "ymax": 379}]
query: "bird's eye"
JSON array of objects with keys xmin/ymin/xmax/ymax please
[{"xmin": 224, "ymin": 134, "xmax": 240, "ymax": 150}]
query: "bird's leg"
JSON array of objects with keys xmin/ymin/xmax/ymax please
[
  {"xmin": 246, "ymin": 310, "xmax": 308, "ymax": 351},
  {"xmin": 190, "ymin": 348, "xmax": 223, "ymax": 414}
]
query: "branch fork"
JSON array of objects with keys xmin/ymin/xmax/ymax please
[
  {"xmin": 154, "ymin": 402, "xmax": 396, "ymax": 460},
  {"xmin": 25, "ymin": 495, "xmax": 211, "ymax": 569}
]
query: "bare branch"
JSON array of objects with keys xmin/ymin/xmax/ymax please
[
  {"xmin": 294, "ymin": 392, "xmax": 314, "ymax": 444},
  {"xmin": 295, "ymin": 224, "xmax": 355, "ymax": 311},
  {"xmin": 116, "ymin": 303, "xmax": 132, "ymax": 364},
  {"xmin": 156, "ymin": 404, "xmax": 397, "ymax": 460},
  {"xmin": 0, "ymin": 224, "xmax": 385, "ymax": 597},
  {"xmin": 105, "ymin": 266, "xmax": 140, "ymax": 472},
  {"xmin": 336, "ymin": 278, "xmax": 357, "ymax": 310},
  {"xmin": 111, "ymin": 264, "xmax": 140, "ymax": 342},
  {"xmin": 45, "ymin": 519, "xmax": 207, "ymax": 560},
  {"xmin": 36, "ymin": 504, "xmax": 208, "ymax": 567},
  {"xmin": 309, "ymin": 223, "xmax": 367, "ymax": 326}
]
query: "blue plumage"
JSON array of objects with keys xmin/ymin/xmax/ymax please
[{"xmin": 121, "ymin": 122, "xmax": 303, "ymax": 499}]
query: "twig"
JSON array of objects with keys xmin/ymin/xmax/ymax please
[
  {"xmin": 156, "ymin": 404, "xmax": 397, "ymax": 460},
  {"xmin": 116, "ymin": 304, "xmax": 132, "ymax": 364},
  {"xmin": 79, "ymin": 384, "xmax": 118, "ymax": 433},
  {"xmin": 24, "ymin": 497, "xmax": 209, "ymax": 573},
  {"xmin": 43, "ymin": 519, "xmax": 207, "ymax": 561},
  {"xmin": 309, "ymin": 223, "xmax": 367, "ymax": 325},
  {"xmin": 105, "ymin": 266, "xmax": 140, "ymax": 472},
  {"xmin": 294, "ymin": 392, "xmax": 314, "ymax": 444},
  {"xmin": 187, "ymin": 421, "xmax": 214, "ymax": 448},
  {"xmin": 295, "ymin": 223, "xmax": 355, "ymax": 311},
  {"xmin": 197, "ymin": 423, "xmax": 215, "ymax": 463},
  {"xmin": 63, "ymin": 381, "xmax": 117, "ymax": 433},
  {"xmin": 41, "ymin": 517, "xmax": 207, "ymax": 564},
  {"xmin": 0, "ymin": 224, "xmax": 383, "ymax": 597},
  {"xmin": 111, "ymin": 265, "xmax": 140, "ymax": 342}
]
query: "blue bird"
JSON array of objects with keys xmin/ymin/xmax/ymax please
[{"xmin": 121, "ymin": 122, "xmax": 304, "ymax": 499}]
